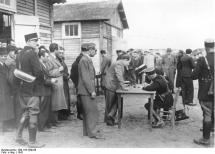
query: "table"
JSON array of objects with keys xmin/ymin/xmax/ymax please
[{"xmin": 116, "ymin": 85, "xmax": 156, "ymax": 130}]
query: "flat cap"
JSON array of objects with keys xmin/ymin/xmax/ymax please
[
  {"xmin": 144, "ymin": 67, "xmax": 155, "ymax": 75},
  {"xmin": 81, "ymin": 43, "xmax": 96, "ymax": 51},
  {"xmin": 186, "ymin": 49, "xmax": 192, "ymax": 54},
  {"xmin": 24, "ymin": 33, "xmax": 39, "ymax": 42},
  {"xmin": 204, "ymin": 39, "xmax": 214, "ymax": 48},
  {"xmin": 167, "ymin": 48, "xmax": 172, "ymax": 52}
]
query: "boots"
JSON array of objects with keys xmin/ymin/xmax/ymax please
[
  {"xmin": 194, "ymin": 122, "xmax": 211, "ymax": 146},
  {"xmin": 28, "ymin": 127, "xmax": 45, "ymax": 148},
  {"xmin": 15, "ymin": 119, "xmax": 27, "ymax": 145}
]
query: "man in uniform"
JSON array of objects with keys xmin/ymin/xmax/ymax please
[
  {"xmin": 181, "ymin": 49, "xmax": 196, "ymax": 106},
  {"xmin": 15, "ymin": 33, "xmax": 45, "ymax": 148},
  {"xmin": 142, "ymin": 67, "xmax": 174, "ymax": 128},
  {"xmin": 77, "ymin": 43, "xmax": 104, "ymax": 139},
  {"xmin": 162, "ymin": 48, "xmax": 177, "ymax": 93},
  {"xmin": 192, "ymin": 39, "xmax": 214, "ymax": 146}
]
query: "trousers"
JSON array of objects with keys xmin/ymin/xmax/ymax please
[
  {"xmin": 104, "ymin": 89, "xmax": 117, "ymax": 124},
  {"xmin": 200, "ymin": 101, "xmax": 213, "ymax": 123},
  {"xmin": 80, "ymin": 95, "xmax": 99, "ymax": 137},
  {"xmin": 19, "ymin": 95, "xmax": 40, "ymax": 125}
]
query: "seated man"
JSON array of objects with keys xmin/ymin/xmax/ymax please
[{"xmin": 142, "ymin": 67, "xmax": 174, "ymax": 128}]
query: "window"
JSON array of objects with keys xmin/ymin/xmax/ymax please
[
  {"xmin": 0, "ymin": 0, "xmax": 16, "ymax": 12},
  {"xmin": 62, "ymin": 22, "xmax": 81, "ymax": 38},
  {"xmin": 0, "ymin": 0, "xmax": 10, "ymax": 5},
  {"xmin": 0, "ymin": 13, "xmax": 11, "ymax": 45}
]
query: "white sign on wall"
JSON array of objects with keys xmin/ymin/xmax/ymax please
[{"xmin": 14, "ymin": 15, "xmax": 39, "ymax": 48}]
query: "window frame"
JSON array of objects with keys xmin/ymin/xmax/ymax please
[{"xmin": 62, "ymin": 22, "xmax": 81, "ymax": 39}]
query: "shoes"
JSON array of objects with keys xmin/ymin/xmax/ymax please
[
  {"xmin": 15, "ymin": 138, "xmax": 28, "ymax": 146},
  {"xmin": 89, "ymin": 133, "xmax": 105, "ymax": 140},
  {"xmin": 193, "ymin": 138, "xmax": 210, "ymax": 146},
  {"xmin": 77, "ymin": 114, "xmax": 83, "ymax": 120},
  {"xmin": 28, "ymin": 141, "xmax": 45, "ymax": 148},
  {"xmin": 200, "ymin": 128, "xmax": 214, "ymax": 132},
  {"xmin": 175, "ymin": 114, "xmax": 189, "ymax": 121},
  {"xmin": 152, "ymin": 120, "xmax": 165, "ymax": 128}
]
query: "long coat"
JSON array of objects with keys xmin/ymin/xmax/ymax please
[
  {"xmin": 181, "ymin": 54, "xmax": 195, "ymax": 77},
  {"xmin": 161, "ymin": 54, "xmax": 177, "ymax": 89},
  {"xmin": 57, "ymin": 57, "xmax": 71, "ymax": 112},
  {"xmin": 47, "ymin": 54, "xmax": 67, "ymax": 111},
  {"xmin": 176, "ymin": 55, "xmax": 182, "ymax": 88},
  {"xmin": 0, "ymin": 62, "xmax": 14, "ymax": 122}
]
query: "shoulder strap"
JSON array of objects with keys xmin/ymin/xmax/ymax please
[{"xmin": 204, "ymin": 56, "xmax": 210, "ymax": 70}]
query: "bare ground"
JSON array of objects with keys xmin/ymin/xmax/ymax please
[{"xmin": 0, "ymin": 81, "xmax": 214, "ymax": 148}]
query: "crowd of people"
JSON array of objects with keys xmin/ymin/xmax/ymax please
[{"xmin": 0, "ymin": 32, "xmax": 214, "ymax": 147}]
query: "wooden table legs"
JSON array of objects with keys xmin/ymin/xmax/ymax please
[
  {"xmin": 117, "ymin": 94, "xmax": 122, "ymax": 129},
  {"xmin": 117, "ymin": 94, "xmax": 154, "ymax": 130}
]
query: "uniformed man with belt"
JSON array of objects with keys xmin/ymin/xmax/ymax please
[
  {"xmin": 192, "ymin": 39, "xmax": 214, "ymax": 146},
  {"xmin": 142, "ymin": 67, "xmax": 174, "ymax": 128},
  {"xmin": 15, "ymin": 33, "xmax": 45, "ymax": 148}
]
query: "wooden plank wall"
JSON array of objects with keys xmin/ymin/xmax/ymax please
[
  {"xmin": 53, "ymin": 21, "xmax": 102, "ymax": 71},
  {"xmin": 103, "ymin": 22, "xmax": 112, "ymax": 57},
  {"xmin": 81, "ymin": 21, "xmax": 100, "ymax": 39},
  {"xmin": 16, "ymin": 0, "xmax": 52, "ymax": 48},
  {"xmin": 17, "ymin": 0, "xmax": 34, "ymax": 15},
  {"xmin": 54, "ymin": 22, "xmax": 81, "ymax": 70},
  {"xmin": 37, "ymin": 0, "xmax": 52, "ymax": 48}
]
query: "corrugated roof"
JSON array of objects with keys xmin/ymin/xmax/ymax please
[{"xmin": 54, "ymin": 0, "xmax": 128, "ymax": 29}]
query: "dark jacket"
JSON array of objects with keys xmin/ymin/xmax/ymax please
[
  {"xmin": 181, "ymin": 54, "xmax": 195, "ymax": 77},
  {"xmin": 143, "ymin": 75, "xmax": 169, "ymax": 95},
  {"xmin": 143, "ymin": 75, "xmax": 173, "ymax": 108},
  {"xmin": 191, "ymin": 53, "xmax": 214, "ymax": 101},
  {"xmin": 16, "ymin": 46, "xmax": 43, "ymax": 96},
  {"xmin": 34, "ymin": 63, "xmax": 52, "ymax": 97},
  {"xmin": 77, "ymin": 54, "xmax": 95, "ymax": 96},
  {"xmin": 176, "ymin": 55, "xmax": 183, "ymax": 87},
  {"xmin": 0, "ymin": 63, "xmax": 14, "ymax": 121}
]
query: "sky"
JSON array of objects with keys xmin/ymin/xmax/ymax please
[{"xmin": 66, "ymin": 0, "xmax": 215, "ymax": 50}]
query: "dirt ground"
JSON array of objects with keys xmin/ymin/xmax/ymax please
[{"xmin": 0, "ymin": 81, "xmax": 214, "ymax": 148}]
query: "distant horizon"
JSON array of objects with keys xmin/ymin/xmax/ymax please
[{"xmin": 65, "ymin": 0, "xmax": 215, "ymax": 50}]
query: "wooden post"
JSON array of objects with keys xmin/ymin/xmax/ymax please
[
  {"xmin": 50, "ymin": 4, "xmax": 54, "ymax": 43},
  {"xmin": 34, "ymin": 0, "xmax": 38, "ymax": 16},
  {"xmin": 149, "ymin": 95, "xmax": 154, "ymax": 131}
]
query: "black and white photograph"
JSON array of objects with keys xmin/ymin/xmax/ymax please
[{"xmin": 0, "ymin": 0, "xmax": 214, "ymax": 151}]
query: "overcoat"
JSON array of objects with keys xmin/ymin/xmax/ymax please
[
  {"xmin": 0, "ymin": 62, "xmax": 14, "ymax": 122},
  {"xmin": 47, "ymin": 54, "xmax": 67, "ymax": 111}
]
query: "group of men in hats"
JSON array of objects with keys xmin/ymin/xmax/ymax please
[{"xmin": 1, "ymin": 31, "xmax": 214, "ymax": 147}]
